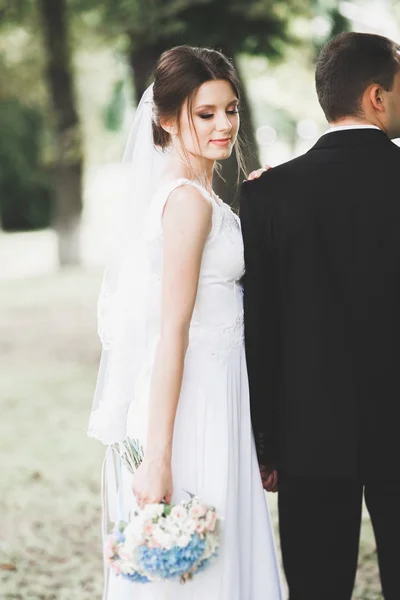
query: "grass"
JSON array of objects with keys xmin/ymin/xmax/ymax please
[
  {"xmin": 0, "ymin": 268, "xmax": 382, "ymax": 599},
  {"xmin": 0, "ymin": 269, "xmax": 104, "ymax": 599}
]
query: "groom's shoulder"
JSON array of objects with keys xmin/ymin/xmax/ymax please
[
  {"xmin": 388, "ymin": 140, "xmax": 400, "ymax": 159},
  {"xmin": 242, "ymin": 153, "xmax": 310, "ymax": 200}
]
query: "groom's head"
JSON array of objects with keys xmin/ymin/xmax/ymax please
[{"xmin": 316, "ymin": 32, "xmax": 400, "ymax": 138}]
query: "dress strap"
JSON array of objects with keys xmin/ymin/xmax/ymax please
[{"xmin": 142, "ymin": 178, "xmax": 216, "ymax": 241}]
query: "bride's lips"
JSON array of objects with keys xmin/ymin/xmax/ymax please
[{"xmin": 210, "ymin": 138, "xmax": 231, "ymax": 146}]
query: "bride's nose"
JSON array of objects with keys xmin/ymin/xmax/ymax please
[{"xmin": 215, "ymin": 112, "xmax": 233, "ymax": 132}]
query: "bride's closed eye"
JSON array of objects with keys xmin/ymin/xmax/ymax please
[{"xmin": 199, "ymin": 109, "xmax": 239, "ymax": 120}]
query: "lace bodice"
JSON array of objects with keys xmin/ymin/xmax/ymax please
[{"xmin": 142, "ymin": 178, "xmax": 245, "ymax": 362}]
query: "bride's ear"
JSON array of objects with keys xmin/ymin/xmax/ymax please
[{"xmin": 160, "ymin": 117, "xmax": 177, "ymax": 137}]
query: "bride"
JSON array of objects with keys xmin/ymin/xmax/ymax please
[{"xmin": 88, "ymin": 45, "xmax": 284, "ymax": 600}]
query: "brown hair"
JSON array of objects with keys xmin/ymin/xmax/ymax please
[
  {"xmin": 152, "ymin": 45, "xmax": 246, "ymax": 181},
  {"xmin": 316, "ymin": 32, "xmax": 400, "ymax": 122}
]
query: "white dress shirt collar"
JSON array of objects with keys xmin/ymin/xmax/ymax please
[{"xmin": 324, "ymin": 124, "xmax": 381, "ymax": 135}]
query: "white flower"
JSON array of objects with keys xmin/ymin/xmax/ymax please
[
  {"xmin": 176, "ymin": 534, "xmax": 192, "ymax": 548},
  {"xmin": 142, "ymin": 503, "xmax": 164, "ymax": 520},
  {"xmin": 182, "ymin": 519, "xmax": 197, "ymax": 536},
  {"xmin": 120, "ymin": 560, "xmax": 139, "ymax": 575},
  {"xmin": 153, "ymin": 527, "xmax": 174, "ymax": 550},
  {"xmin": 163, "ymin": 521, "xmax": 181, "ymax": 537},
  {"xmin": 203, "ymin": 532, "xmax": 219, "ymax": 558},
  {"xmin": 124, "ymin": 519, "xmax": 145, "ymax": 545}
]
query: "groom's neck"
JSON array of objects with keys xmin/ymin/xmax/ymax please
[{"xmin": 328, "ymin": 116, "xmax": 382, "ymax": 131}]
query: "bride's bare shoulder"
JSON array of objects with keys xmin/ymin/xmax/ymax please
[{"xmin": 163, "ymin": 182, "xmax": 212, "ymax": 236}]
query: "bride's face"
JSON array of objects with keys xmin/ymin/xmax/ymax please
[{"xmin": 177, "ymin": 79, "xmax": 240, "ymax": 162}]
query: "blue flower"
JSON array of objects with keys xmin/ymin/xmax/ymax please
[
  {"xmin": 112, "ymin": 522, "xmax": 127, "ymax": 544},
  {"xmin": 121, "ymin": 571, "xmax": 150, "ymax": 584},
  {"xmin": 138, "ymin": 534, "xmax": 206, "ymax": 580}
]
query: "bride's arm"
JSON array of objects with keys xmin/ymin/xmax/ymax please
[{"xmin": 132, "ymin": 185, "xmax": 212, "ymax": 508}]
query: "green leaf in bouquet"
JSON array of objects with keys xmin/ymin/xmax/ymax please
[
  {"xmin": 162, "ymin": 504, "xmax": 172, "ymax": 517},
  {"xmin": 182, "ymin": 488, "xmax": 196, "ymax": 499},
  {"xmin": 117, "ymin": 520, "xmax": 127, "ymax": 533}
]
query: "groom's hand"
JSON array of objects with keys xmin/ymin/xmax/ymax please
[{"xmin": 260, "ymin": 463, "xmax": 278, "ymax": 493}]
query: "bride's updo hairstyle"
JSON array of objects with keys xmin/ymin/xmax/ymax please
[{"xmin": 152, "ymin": 45, "xmax": 246, "ymax": 178}]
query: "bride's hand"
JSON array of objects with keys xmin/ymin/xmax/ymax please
[
  {"xmin": 247, "ymin": 164, "xmax": 272, "ymax": 181},
  {"xmin": 132, "ymin": 457, "xmax": 173, "ymax": 508}
]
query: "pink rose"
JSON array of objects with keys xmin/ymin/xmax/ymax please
[
  {"xmin": 190, "ymin": 504, "xmax": 207, "ymax": 519},
  {"xmin": 195, "ymin": 521, "xmax": 206, "ymax": 534},
  {"xmin": 171, "ymin": 506, "xmax": 186, "ymax": 520},
  {"xmin": 205, "ymin": 511, "xmax": 217, "ymax": 532},
  {"xmin": 104, "ymin": 536, "xmax": 117, "ymax": 562}
]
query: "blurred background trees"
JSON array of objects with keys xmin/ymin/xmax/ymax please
[
  {"xmin": 73, "ymin": 0, "xmax": 347, "ymax": 203},
  {"xmin": 79, "ymin": 0, "xmax": 311, "ymax": 201},
  {"xmin": 37, "ymin": 0, "xmax": 83, "ymax": 266},
  {"xmin": 1, "ymin": 0, "xmax": 399, "ymax": 269},
  {"xmin": 0, "ymin": 0, "xmax": 83, "ymax": 265},
  {"xmin": 0, "ymin": 1, "xmax": 50, "ymax": 234}
]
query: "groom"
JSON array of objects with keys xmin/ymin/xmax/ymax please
[{"xmin": 240, "ymin": 32, "xmax": 400, "ymax": 600}]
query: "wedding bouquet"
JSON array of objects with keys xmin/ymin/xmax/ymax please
[{"xmin": 105, "ymin": 438, "xmax": 220, "ymax": 584}]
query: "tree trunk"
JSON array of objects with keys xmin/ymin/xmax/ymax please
[
  {"xmin": 37, "ymin": 0, "xmax": 83, "ymax": 266},
  {"xmin": 213, "ymin": 50, "xmax": 260, "ymax": 211},
  {"xmin": 127, "ymin": 36, "xmax": 163, "ymax": 102}
]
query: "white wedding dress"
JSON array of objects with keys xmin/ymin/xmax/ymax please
[{"xmin": 105, "ymin": 178, "xmax": 284, "ymax": 600}]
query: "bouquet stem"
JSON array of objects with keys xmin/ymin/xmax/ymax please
[{"xmin": 111, "ymin": 438, "xmax": 144, "ymax": 474}]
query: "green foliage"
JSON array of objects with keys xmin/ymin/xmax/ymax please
[
  {"xmin": 0, "ymin": 1, "xmax": 52, "ymax": 231},
  {"xmin": 79, "ymin": 0, "xmax": 312, "ymax": 58},
  {"xmin": 0, "ymin": 0, "xmax": 34, "ymax": 24},
  {"xmin": 0, "ymin": 99, "xmax": 53, "ymax": 231},
  {"xmin": 0, "ymin": 14, "xmax": 46, "ymax": 105},
  {"xmin": 311, "ymin": 5, "xmax": 351, "ymax": 58},
  {"xmin": 328, "ymin": 7, "xmax": 350, "ymax": 39},
  {"xmin": 394, "ymin": 1, "xmax": 400, "ymax": 23},
  {"xmin": 103, "ymin": 79, "xmax": 126, "ymax": 131}
]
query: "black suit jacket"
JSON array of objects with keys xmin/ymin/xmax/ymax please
[{"xmin": 240, "ymin": 129, "xmax": 400, "ymax": 479}]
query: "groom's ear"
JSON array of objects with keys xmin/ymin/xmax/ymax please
[{"xmin": 367, "ymin": 84, "xmax": 386, "ymax": 113}]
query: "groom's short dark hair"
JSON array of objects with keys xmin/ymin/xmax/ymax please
[{"xmin": 315, "ymin": 32, "xmax": 400, "ymax": 122}]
